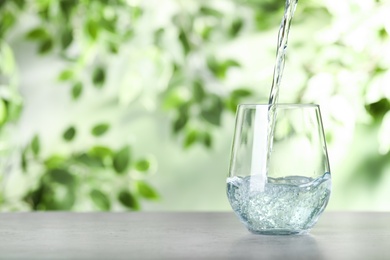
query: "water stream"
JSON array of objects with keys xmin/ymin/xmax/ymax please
[{"xmin": 266, "ymin": 0, "xmax": 299, "ymax": 170}]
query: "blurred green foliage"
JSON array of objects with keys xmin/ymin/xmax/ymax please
[
  {"xmin": 0, "ymin": 0, "xmax": 255, "ymax": 211},
  {"xmin": 20, "ymin": 126, "xmax": 157, "ymax": 211},
  {"xmin": 0, "ymin": 0, "xmax": 389, "ymax": 210}
]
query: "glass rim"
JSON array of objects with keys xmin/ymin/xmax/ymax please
[{"xmin": 237, "ymin": 103, "xmax": 320, "ymax": 109}]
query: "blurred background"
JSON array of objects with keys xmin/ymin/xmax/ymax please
[{"xmin": 0, "ymin": 0, "xmax": 389, "ymax": 211}]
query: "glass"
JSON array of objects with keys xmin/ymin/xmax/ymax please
[{"xmin": 227, "ymin": 104, "xmax": 331, "ymax": 235}]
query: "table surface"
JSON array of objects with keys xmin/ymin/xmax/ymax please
[{"xmin": 0, "ymin": 212, "xmax": 389, "ymax": 260}]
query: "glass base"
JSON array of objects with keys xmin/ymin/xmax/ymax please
[{"xmin": 248, "ymin": 228, "xmax": 310, "ymax": 236}]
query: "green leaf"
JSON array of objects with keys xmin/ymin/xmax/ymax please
[
  {"xmin": 199, "ymin": 6, "xmax": 223, "ymax": 17},
  {"xmin": 200, "ymin": 26, "xmax": 213, "ymax": 40},
  {"xmin": 230, "ymin": 18, "xmax": 244, "ymax": 37},
  {"xmin": 63, "ymin": 126, "xmax": 76, "ymax": 141},
  {"xmin": 48, "ymin": 169, "xmax": 74, "ymax": 185},
  {"xmin": 89, "ymin": 146, "xmax": 113, "ymax": 159},
  {"xmin": 123, "ymin": 29, "xmax": 134, "ymax": 40},
  {"xmin": 201, "ymin": 95, "xmax": 224, "ymax": 126},
  {"xmin": 38, "ymin": 38, "xmax": 53, "ymax": 54},
  {"xmin": 24, "ymin": 184, "xmax": 46, "ymax": 210},
  {"xmin": 0, "ymin": 99, "xmax": 7, "ymax": 125},
  {"xmin": 206, "ymin": 56, "xmax": 221, "ymax": 78},
  {"xmin": 207, "ymin": 57, "xmax": 240, "ymax": 79},
  {"xmin": 378, "ymin": 27, "xmax": 388, "ymax": 40},
  {"xmin": 0, "ymin": 41, "xmax": 15, "ymax": 75},
  {"xmin": 172, "ymin": 113, "xmax": 188, "ymax": 133},
  {"xmin": 101, "ymin": 16, "xmax": 117, "ymax": 33},
  {"xmin": 58, "ymin": 69, "xmax": 74, "ymax": 81},
  {"xmin": 193, "ymin": 80, "xmax": 205, "ymax": 103},
  {"xmin": 108, "ymin": 42, "xmax": 119, "ymax": 54},
  {"xmin": 118, "ymin": 190, "xmax": 139, "ymax": 210},
  {"xmin": 223, "ymin": 59, "xmax": 241, "ymax": 69},
  {"xmin": 373, "ymin": 66, "xmax": 387, "ymax": 75},
  {"xmin": 365, "ymin": 98, "xmax": 390, "ymax": 120},
  {"xmin": 135, "ymin": 181, "xmax": 159, "ymax": 200},
  {"xmin": 178, "ymin": 28, "xmax": 190, "ymax": 56},
  {"xmin": 71, "ymin": 82, "xmax": 83, "ymax": 100},
  {"xmin": 37, "ymin": 6, "xmax": 49, "ymax": 21},
  {"xmin": 255, "ymin": 10, "xmax": 280, "ymax": 30},
  {"xmin": 131, "ymin": 6, "xmax": 143, "ymax": 21},
  {"xmin": 135, "ymin": 159, "xmax": 150, "ymax": 172},
  {"xmin": 31, "ymin": 134, "xmax": 40, "ymax": 156},
  {"xmin": 172, "ymin": 105, "xmax": 189, "ymax": 133},
  {"xmin": 113, "ymin": 146, "xmax": 131, "ymax": 174},
  {"xmin": 14, "ymin": 0, "xmax": 26, "ymax": 9},
  {"xmin": 225, "ymin": 97, "xmax": 239, "ymax": 113},
  {"xmin": 44, "ymin": 155, "xmax": 66, "ymax": 169},
  {"xmin": 91, "ymin": 123, "xmax": 110, "ymax": 136},
  {"xmin": 325, "ymin": 132, "xmax": 333, "ymax": 143},
  {"xmin": 90, "ymin": 189, "xmax": 111, "ymax": 211},
  {"xmin": 59, "ymin": 0, "xmax": 77, "ymax": 20},
  {"xmin": 92, "ymin": 66, "xmax": 106, "ymax": 88},
  {"xmin": 21, "ymin": 148, "xmax": 28, "ymax": 172},
  {"xmin": 162, "ymin": 90, "xmax": 186, "ymax": 110},
  {"xmin": 61, "ymin": 27, "xmax": 73, "ymax": 49},
  {"xmin": 231, "ymin": 88, "xmax": 252, "ymax": 98},
  {"xmin": 184, "ymin": 130, "xmax": 198, "ymax": 148},
  {"xmin": 26, "ymin": 27, "xmax": 49, "ymax": 40},
  {"xmin": 86, "ymin": 20, "xmax": 99, "ymax": 40},
  {"xmin": 6, "ymin": 101, "xmax": 22, "ymax": 122},
  {"xmin": 74, "ymin": 153, "xmax": 104, "ymax": 168},
  {"xmin": 202, "ymin": 132, "xmax": 212, "ymax": 148},
  {"xmin": 0, "ymin": 12, "xmax": 16, "ymax": 37}
]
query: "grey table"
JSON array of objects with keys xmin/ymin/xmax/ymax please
[{"xmin": 0, "ymin": 212, "xmax": 389, "ymax": 259}]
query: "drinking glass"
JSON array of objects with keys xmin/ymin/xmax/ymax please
[{"xmin": 227, "ymin": 104, "xmax": 331, "ymax": 235}]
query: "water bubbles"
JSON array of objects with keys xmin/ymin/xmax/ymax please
[{"xmin": 227, "ymin": 172, "xmax": 331, "ymax": 233}]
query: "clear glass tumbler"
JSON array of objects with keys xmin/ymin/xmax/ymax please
[{"xmin": 227, "ymin": 104, "xmax": 331, "ymax": 235}]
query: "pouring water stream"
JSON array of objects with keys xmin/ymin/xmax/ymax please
[{"xmin": 250, "ymin": 0, "xmax": 299, "ymax": 191}]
